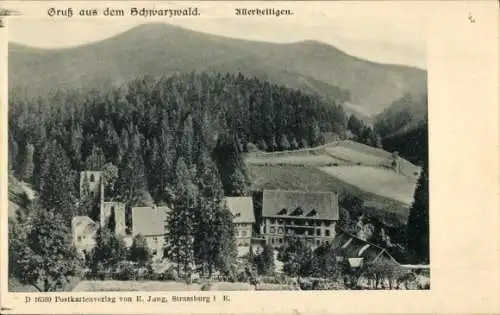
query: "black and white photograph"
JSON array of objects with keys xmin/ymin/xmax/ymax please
[{"xmin": 5, "ymin": 2, "xmax": 431, "ymax": 294}]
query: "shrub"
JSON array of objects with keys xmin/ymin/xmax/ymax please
[
  {"xmin": 116, "ymin": 261, "xmax": 137, "ymax": 280},
  {"xmin": 161, "ymin": 268, "xmax": 179, "ymax": 281},
  {"xmin": 201, "ymin": 283, "xmax": 213, "ymax": 291},
  {"xmin": 246, "ymin": 143, "xmax": 259, "ymax": 152},
  {"xmin": 237, "ymin": 271, "xmax": 249, "ymax": 283},
  {"xmin": 148, "ymin": 271, "xmax": 161, "ymax": 281}
]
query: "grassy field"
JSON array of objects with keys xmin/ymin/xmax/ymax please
[
  {"xmin": 324, "ymin": 146, "xmax": 386, "ymax": 166},
  {"xmin": 319, "ymin": 166, "xmax": 417, "ymax": 205},
  {"xmin": 246, "ymin": 140, "xmax": 421, "ymax": 179},
  {"xmin": 8, "ymin": 276, "xmax": 82, "ymax": 292},
  {"xmin": 72, "ymin": 280, "xmax": 254, "ymax": 291},
  {"xmin": 246, "ymin": 154, "xmax": 344, "ymax": 166},
  {"xmin": 72, "ymin": 280, "xmax": 202, "ymax": 292},
  {"xmin": 247, "ymin": 164, "xmax": 411, "ymax": 223},
  {"xmin": 328, "ymin": 140, "xmax": 392, "ymax": 158},
  {"xmin": 245, "ymin": 140, "xmax": 420, "ymax": 221}
]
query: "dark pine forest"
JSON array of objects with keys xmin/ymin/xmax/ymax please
[{"xmin": 8, "ymin": 72, "xmax": 361, "ymax": 219}]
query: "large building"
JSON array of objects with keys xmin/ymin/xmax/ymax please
[
  {"xmin": 131, "ymin": 205, "xmax": 170, "ymax": 261},
  {"xmin": 261, "ymin": 190, "xmax": 339, "ymax": 248},
  {"xmin": 223, "ymin": 196, "xmax": 255, "ymax": 256}
]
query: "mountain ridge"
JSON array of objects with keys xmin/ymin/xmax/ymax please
[{"xmin": 9, "ymin": 22, "xmax": 427, "ymax": 116}]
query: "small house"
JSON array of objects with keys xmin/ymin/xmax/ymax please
[
  {"xmin": 131, "ymin": 205, "xmax": 170, "ymax": 261},
  {"xmin": 223, "ymin": 196, "xmax": 255, "ymax": 256}
]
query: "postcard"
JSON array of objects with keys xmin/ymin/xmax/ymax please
[{"xmin": 1, "ymin": 1, "xmax": 498, "ymax": 314}]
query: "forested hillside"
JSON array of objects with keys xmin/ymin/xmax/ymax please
[
  {"xmin": 373, "ymin": 92, "xmax": 427, "ymax": 166},
  {"xmin": 374, "ymin": 93, "xmax": 427, "ymax": 138},
  {"xmin": 9, "ymin": 72, "xmax": 351, "ymax": 216}
]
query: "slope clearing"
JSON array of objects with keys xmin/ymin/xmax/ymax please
[{"xmin": 246, "ymin": 140, "xmax": 420, "ymax": 224}]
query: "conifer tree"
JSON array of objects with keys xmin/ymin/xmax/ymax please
[
  {"xmin": 39, "ymin": 140, "xmax": 76, "ymax": 223},
  {"xmin": 213, "ymin": 133, "xmax": 250, "ymax": 197},
  {"xmin": 279, "ymin": 134, "xmax": 290, "ymax": 151},
  {"xmin": 117, "ymin": 144, "xmax": 147, "ymax": 204},
  {"xmin": 129, "ymin": 234, "xmax": 152, "ymax": 266},
  {"xmin": 289, "ymin": 137, "xmax": 299, "ymax": 150},
  {"xmin": 20, "ymin": 143, "xmax": 35, "ymax": 183},
  {"xmin": 406, "ymin": 162, "xmax": 429, "ymax": 263},
  {"xmin": 165, "ymin": 158, "xmax": 197, "ymax": 278},
  {"xmin": 254, "ymin": 244, "xmax": 275, "ymax": 275},
  {"xmin": 8, "ymin": 134, "xmax": 19, "ymax": 174},
  {"xmin": 193, "ymin": 151, "xmax": 237, "ymax": 277},
  {"xmin": 102, "ymin": 162, "xmax": 119, "ymax": 198},
  {"xmin": 84, "ymin": 145, "xmax": 106, "ymax": 171},
  {"xmin": 90, "ymin": 227, "xmax": 128, "ymax": 274},
  {"xmin": 214, "ymin": 205, "xmax": 237, "ymax": 275},
  {"xmin": 257, "ymin": 139, "xmax": 267, "ymax": 151},
  {"xmin": 69, "ymin": 123, "xmax": 84, "ymax": 170},
  {"xmin": 78, "ymin": 172, "xmax": 97, "ymax": 218}
]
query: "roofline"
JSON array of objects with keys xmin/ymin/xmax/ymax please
[
  {"xmin": 336, "ymin": 229, "xmax": 401, "ymax": 265},
  {"xmin": 134, "ymin": 233, "xmax": 167, "ymax": 237},
  {"xmin": 262, "ymin": 214, "xmax": 338, "ymax": 220},
  {"xmin": 263, "ymin": 189, "xmax": 339, "ymax": 196},
  {"xmin": 400, "ymin": 264, "xmax": 430, "ymax": 269}
]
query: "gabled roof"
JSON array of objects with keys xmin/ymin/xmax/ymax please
[
  {"xmin": 262, "ymin": 190, "xmax": 339, "ymax": 220},
  {"xmin": 131, "ymin": 206, "xmax": 170, "ymax": 237},
  {"xmin": 224, "ymin": 197, "xmax": 255, "ymax": 224},
  {"xmin": 331, "ymin": 230, "xmax": 399, "ymax": 264}
]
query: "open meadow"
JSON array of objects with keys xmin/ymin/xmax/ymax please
[
  {"xmin": 318, "ymin": 166, "xmax": 417, "ymax": 205},
  {"xmin": 71, "ymin": 280, "xmax": 255, "ymax": 292},
  {"xmin": 247, "ymin": 164, "xmax": 411, "ymax": 224}
]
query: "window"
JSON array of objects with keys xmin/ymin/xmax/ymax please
[
  {"xmin": 153, "ymin": 250, "xmax": 157, "ymax": 256},
  {"xmin": 279, "ymin": 238, "xmax": 283, "ymax": 244},
  {"xmin": 153, "ymin": 236, "xmax": 158, "ymax": 242},
  {"xmin": 271, "ymin": 219, "xmax": 276, "ymax": 224},
  {"xmin": 111, "ymin": 206, "xmax": 115, "ymax": 213},
  {"xmin": 316, "ymin": 240, "xmax": 320, "ymax": 246},
  {"xmin": 270, "ymin": 238, "xmax": 275, "ymax": 244},
  {"xmin": 316, "ymin": 229, "xmax": 321, "ymax": 236},
  {"xmin": 90, "ymin": 174, "xmax": 95, "ymax": 182},
  {"xmin": 242, "ymin": 230, "xmax": 247, "ymax": 237},
  {"xmin": 325, "ymin": 230, "xmax": 330, "ymax": 237},
  {"xmin": 277, "ymin": 219, "xmax": 283, "ymax": 224},
  {"xmin": 325, "ymin": 221, "xmax": 331, "ymax": 227},
  {"xmin": 278, "ymin": 227, "xmax": 283, "ymax": 234},
  {"xmin": 270, "ymin": 227, "xmax": 276, "ymax": 234},
  {"xmin": 77, "ymin": 236, "xmax": 82, "ymax": 242}
]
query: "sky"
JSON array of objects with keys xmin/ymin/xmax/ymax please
[{"xmin": 5, "ymin": 1, "xmax": 428, "ymax": 69}]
